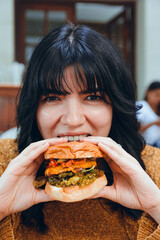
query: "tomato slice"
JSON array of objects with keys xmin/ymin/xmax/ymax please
[{"xmin": 49, "ymin": 159, "xmax": 58, "ymax": 167}]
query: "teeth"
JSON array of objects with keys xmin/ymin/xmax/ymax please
[{"xmin": 64, "ymin": 135, "xmax": 88, "ymax": 142}]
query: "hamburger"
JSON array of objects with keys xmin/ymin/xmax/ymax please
[{"xmin": 34, "ymin": 141, "xmax": 107, "ymax": 202}]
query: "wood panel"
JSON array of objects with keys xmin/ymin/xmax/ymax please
[
  {"xmin": 0, "ymin": 85, "xmax": 20, "ymax": 133},
  {"xmin": 106, "ymin": 8, "xmax": 135, "ymax": 79}
]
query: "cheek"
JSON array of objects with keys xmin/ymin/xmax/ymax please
[
  {"xmin": 37, "ymin": 108, "xmax": 50, "ymax": 127},
  {"xmin": 36, "ymin": 106, "xmax": 57, "ymax": 137},
  {"xmin": 87, "ymin": 105, "xmax": 113, "ymax": 136}
]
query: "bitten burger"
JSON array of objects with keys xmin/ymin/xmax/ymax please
[{"xmin": 34, "ymin": 141, "xmax": 107, "ymax": 202}]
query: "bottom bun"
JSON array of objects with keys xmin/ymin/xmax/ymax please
[{"xmin": 45, "ymin": 175, "xmax": 107, "ymax": 202}]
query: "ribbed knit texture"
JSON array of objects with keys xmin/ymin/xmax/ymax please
[{"xmin": 0, "ymin": 216, "xmax": 14, "ymax": 240}]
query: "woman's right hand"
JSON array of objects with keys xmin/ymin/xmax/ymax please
[{"xmin": 0, "ymin": 138, "xmax": 67, "ymax": 220}]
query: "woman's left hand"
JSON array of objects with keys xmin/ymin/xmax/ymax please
[{"xmin": 81, "ymin": 136, "xmax": 160, "ymax": 223}]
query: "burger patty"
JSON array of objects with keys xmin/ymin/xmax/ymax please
[
  {"xmin": 48, "ymin": 168, "xmax": 104, "ymax": 187},
  {"xmin": 33, "ymin": 158, "xmax": 104, "ymax": 188},
  {"xmin": 33, "ymin": 167, "xmax": 104, "ymax": 188}
]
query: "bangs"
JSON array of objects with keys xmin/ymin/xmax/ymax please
[{"xmin": 37, "ymin": 60, "xmax": 106, "ymax": 97}]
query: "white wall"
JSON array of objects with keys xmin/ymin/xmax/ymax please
[
  {"xmin": 0, "ymin": 0, "xmax": 14, "ymax": 83},
  {"xmin": 136, "ymin": 0, "xmax": 160, "ymax": 99}
]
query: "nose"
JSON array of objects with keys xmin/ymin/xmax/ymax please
[{"xmin": 60, "ymin": 98, "xmax": 85, "ymax": 127}]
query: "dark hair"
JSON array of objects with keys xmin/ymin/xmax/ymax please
[
  {"xmin": 144, "ymin": 80, "xmax": 160, "ymax": 115},
  {"xmin": 16, "ymin": 23, "xmax": 145, "ymax": 232}
]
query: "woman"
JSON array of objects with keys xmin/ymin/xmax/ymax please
[
  {"xmin": 137, "ymin": 81, "xmax": 160, "ymax": 147},
  {"xmin": 0, "ymin": 23, "xmax": 160, "ymax": 239}
]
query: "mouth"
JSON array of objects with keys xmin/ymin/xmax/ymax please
[{"xmin": 57, "ymin": 134, "xmax": 90, "ymax": 142}]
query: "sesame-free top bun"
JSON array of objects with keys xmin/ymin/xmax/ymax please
[
  {"xmin": 45, "ymin": 174, "xmax": 107, "ymax": 202},
  {"xmin": 44, "ymin": 141, "xmax": 105, "ymax": 159}
]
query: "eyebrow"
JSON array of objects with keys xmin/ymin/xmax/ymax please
[{"xmin": 78, "ymin": 89, "xmax": 101, "ymax": 94}]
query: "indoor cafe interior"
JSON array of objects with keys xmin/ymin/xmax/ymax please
[{"xmin": 0, "ymin": 0, "xmax": 160, "ymax": 136}]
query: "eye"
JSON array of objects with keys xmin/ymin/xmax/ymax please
[
  {"xmin": 41, "ymin": 95, "xmax": 61, "ymax": 102},
  {"xmin": 85, "ymin": 94, "xmax": 103, "ymax": 101}
]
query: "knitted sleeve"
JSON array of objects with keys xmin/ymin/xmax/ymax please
[
  {"xmin": 0, "ymin": 139, "xmax": 18, "ymax": 176},
  {"xmin": 137, "ymin": 146, "xmax": 160, "ymax": 239},
  {"xmin": 0, "ymin": 216, "xmax": 14, "ymax": 240},
  {"xmin": 0, "ymin": 139, "xmax": 18, "ymax": 239}
]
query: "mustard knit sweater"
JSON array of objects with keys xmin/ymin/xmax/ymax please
[{"xmin": 0, "ymin": 139, "xmax": 160, "ymax": 240}]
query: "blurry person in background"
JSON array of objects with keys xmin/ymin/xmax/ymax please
[{"xmin": 137, "ymin": 81, "xmax": 160, "ymax": 147}]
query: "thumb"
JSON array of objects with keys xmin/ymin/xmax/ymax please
[
  {"xmin": 35, "ymin": 189, "xmax": 55, "ymax": 204},
  {"xmin": 91, "ymin": 186, "xmax": 116, "ymax": 201}
]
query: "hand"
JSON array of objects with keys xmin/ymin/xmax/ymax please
[
  {"xmin": 155, "ymin": 118, "xmax": 160, "ymax": 126},
  {"xmin": 139, "ymin": 118, "xmax": 160, "ymax": 133},
  {"xmin": 0, "ymin": 137, "xmax": 67, "ymax": 220},
  {"xmin": 81, "ymin": 136, "xmax": 160, "ymax": 223}
]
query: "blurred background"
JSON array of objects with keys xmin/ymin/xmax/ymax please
[{"xmin": 0, "ymin": 0, "xmax": 160, "ymax": 134}]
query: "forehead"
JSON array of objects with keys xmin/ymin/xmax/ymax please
[
  {"xmin": 61, "ymin": 65, "xmax": 98, "ymax": 93},
  {"xmin": 149, "ymin": 88, "xmax": 160, "ymax": 95},
  {"xmin": 63, "ymin": 66, "xmax": 85, "ymax": 91},
  {"xmin": 40, "ymin": 63, "xmax": 104, "ymax": 96}
]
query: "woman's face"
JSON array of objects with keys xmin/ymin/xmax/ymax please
[
  {"xmin": 147, "ymin": 88, "xmax": 160, "ymax": 106},
  {"xmin": 36, "ymin": 66, "xmax": 113, "ymax": 140}
]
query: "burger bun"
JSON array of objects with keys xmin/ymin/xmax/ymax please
[
  {"xmin": 45, "ymin": 174, "xmax": 107, "ymax": 202},
  {"xmin": 44, "ymin": 141, "xmax": 105, "ymax": 159}
]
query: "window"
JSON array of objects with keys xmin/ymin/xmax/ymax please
[{"xmin": 15, "ymin": 0, "xmax": 136, "ymax": 80}]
